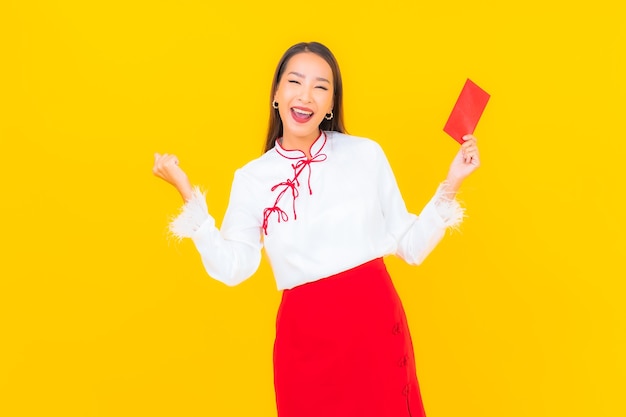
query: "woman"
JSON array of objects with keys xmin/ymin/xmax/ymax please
[{"xmin": 153, "ymin": 42, "xmax": 480, "ymax": 417}]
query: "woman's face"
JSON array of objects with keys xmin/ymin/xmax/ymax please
[{"xmin": 274, "ymin": 52, "xmax": 334, "ymax": 142}]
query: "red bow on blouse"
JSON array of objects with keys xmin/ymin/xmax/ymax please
[{"xmin": 262, "ymin": 134, "xmax": 328, "ymax": 235}]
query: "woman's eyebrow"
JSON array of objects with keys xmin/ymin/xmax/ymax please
[{"xmin": 287, "ymin": 71, "xmax": 330, "ymax": 84}]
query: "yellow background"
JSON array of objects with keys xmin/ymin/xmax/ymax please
[{"xmin": 1, "ymin": 0, "xmax": 624, "ymax": 416}]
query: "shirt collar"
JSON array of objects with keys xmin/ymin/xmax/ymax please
[{"xmin": 274, "ymin": 131, "xmax": 328, "ymax": 160}]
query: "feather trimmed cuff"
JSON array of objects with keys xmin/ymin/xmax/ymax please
[
  {"xmin": 432, "ymin": 182, "xmax": 465, "ymax": 230},
  {"xmin": 169, "ymin": 186, "xmax": 210, "ymax": 240}
]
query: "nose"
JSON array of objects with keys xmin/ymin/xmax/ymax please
[{"xmin": 298, "ymin": 87, "xmax": 312, "ymax": 103}]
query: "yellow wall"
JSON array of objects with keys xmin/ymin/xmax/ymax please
[{"xmin": 1, "ymin": 1, "xmax": 624, "ymax": 416}]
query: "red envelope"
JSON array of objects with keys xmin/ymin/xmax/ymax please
[{"xmin": 443, "ymin": 79, "xmax": 490, "ymax": 144}]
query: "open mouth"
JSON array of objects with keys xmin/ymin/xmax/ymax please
[{"xmin": 291, "ymin": 107, "xmax": 314, "ymax": 123}]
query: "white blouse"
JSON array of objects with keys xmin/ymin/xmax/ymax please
[{"xmin": 170, "ymin": 131, "xmax": 464, "ymax": 290}]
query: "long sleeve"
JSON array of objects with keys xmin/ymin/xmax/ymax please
[
  {"xmin": 169, "ymin": 172, "xmax": 263, "ymax": 286},
  {"xmin": 167, "ymin": 132, "xmax": 466, "ymax": 290},
  {"xmin": 376, "ymin": 144, "xmax": 464, "ymax": 265}
]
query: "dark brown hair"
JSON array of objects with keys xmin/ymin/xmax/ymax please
[{"xmin": 263, "ymin": 42, "xmax": 347, "ymax": 153}]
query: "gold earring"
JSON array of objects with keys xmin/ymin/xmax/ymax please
[
  {"xmin": 272, "ymin": 100, "xmax": 279, "ymax": 109},
  {"xmin": 325, "ymin": 110, "xmax": 334, "ymax": 120}
]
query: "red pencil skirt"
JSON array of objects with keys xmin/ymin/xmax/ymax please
[{"xmin": 273, "ymin": 258, "xmax": 427, "ymax": 417}]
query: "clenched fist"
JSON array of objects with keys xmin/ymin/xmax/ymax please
[{"xmin": 153, "ymin": 153, "xmax": 193, "ymax": 202}]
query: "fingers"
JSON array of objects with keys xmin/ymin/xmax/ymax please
[
  {"xmin": 461, "ymin": 135, "xmax": 479, "ymax": 165},
  {"xmin": 154, "ymin": 153, "xmax": 179, "ymax": 166},
  {"xmin": 152, "ymin": 153, "xmax": 181, "ymax": 176},
  {"xmin": 462, "ymin": 147, "xmax": 479, "ymax": 164}
]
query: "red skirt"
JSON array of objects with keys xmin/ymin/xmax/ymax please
[{"xmin": 273, "ymin": 258, "xmax": 427, "ymax": 417}]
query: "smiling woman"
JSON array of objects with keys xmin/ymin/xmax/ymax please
[
  {"xmin": 272, "ymin": 52, "xmax": 335, "ymax": 155},
  {"xmin": 265, "ymin": 42, "xmax": 347, "ymax": 157},
  {"xmin": 152, "ymin": 41, "xmax": 480, "ymax": 417}
]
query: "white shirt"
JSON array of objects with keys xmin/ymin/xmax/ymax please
[{"xmin": 170, "ymin": 131, "xmax": 463, "ymax": 290}]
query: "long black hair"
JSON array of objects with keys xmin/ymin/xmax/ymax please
[{"xmin": 263, "ymin": 42, "xmax": 347, "ymax": 153}]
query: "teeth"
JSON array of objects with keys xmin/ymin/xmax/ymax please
[{"xmin": 293, "ymin": 108, "xmax": 313, "ymax": 116}]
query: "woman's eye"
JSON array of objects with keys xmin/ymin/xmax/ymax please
[
  {"xmin": 316, "ymin": 86, "xmax": 329, "ymax": 91},
  {"xmin": 288, "ymin": 80, "xmax": 300, "ymax": 84}
]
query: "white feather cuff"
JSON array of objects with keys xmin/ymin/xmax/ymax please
[
  {"xmin": 169, "ymin": 186, "xmax": 210, "ymax": 240},
  {"xmin": 432, "ymin": 182, "xmax": 465, "ymax": 230}
]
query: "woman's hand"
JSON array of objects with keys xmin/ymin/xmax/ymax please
[
  {"xmin": 153, "ymin": 153, "xmax": 193, "ymax": 202},
  {"xmin": 443, "ymin": 135, "xmax": 480, "ymax": 194}
]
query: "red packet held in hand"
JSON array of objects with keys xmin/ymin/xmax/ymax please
[{"xmin": 443, "ymin": 79, "xmax": 490, "ymax": 144}]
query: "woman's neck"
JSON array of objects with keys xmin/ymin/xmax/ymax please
[{"xmin": 280, "ymin": 130, "xmax": 321, "ymax": 159}]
